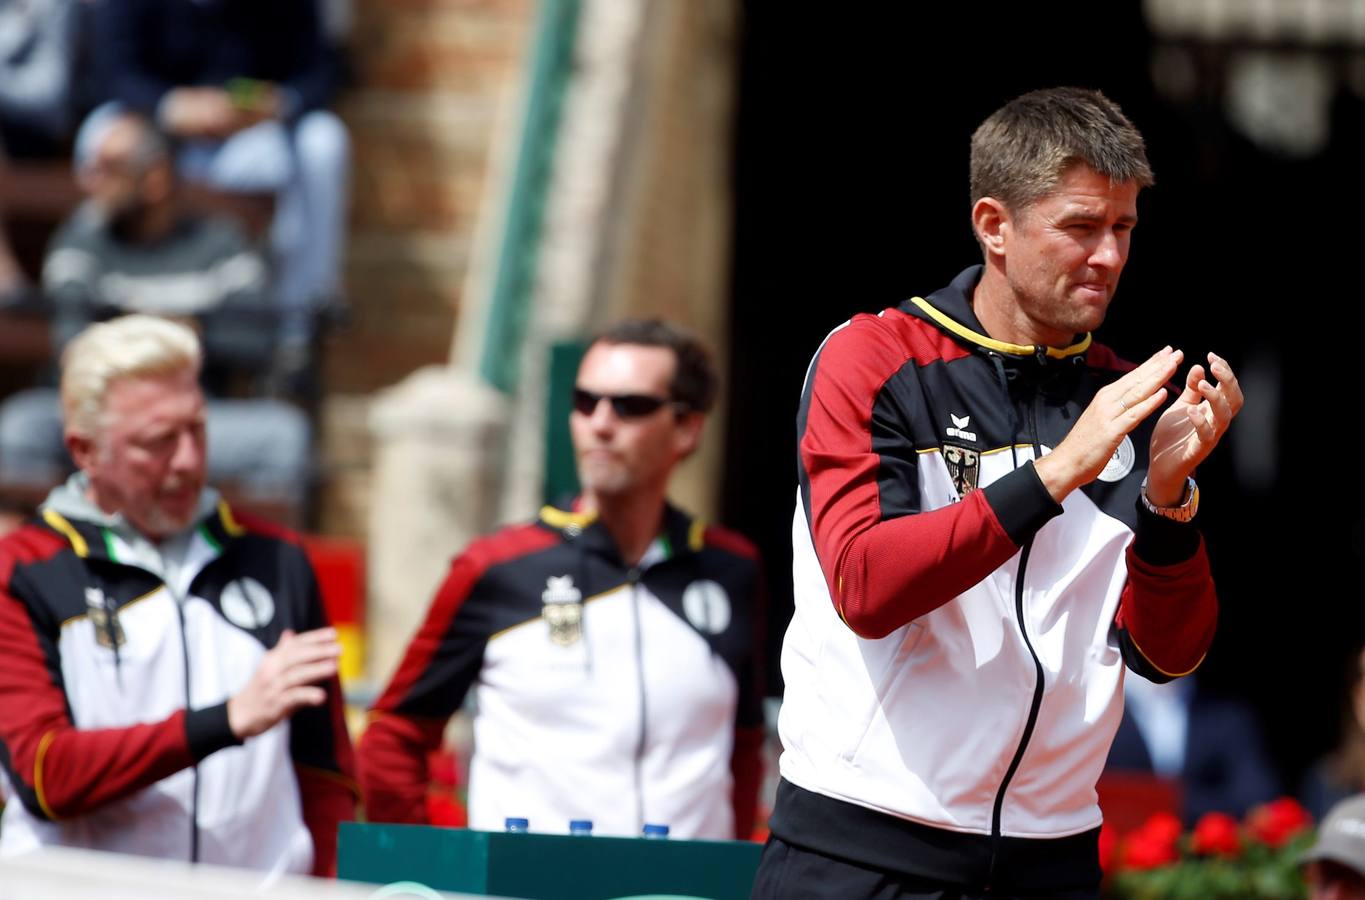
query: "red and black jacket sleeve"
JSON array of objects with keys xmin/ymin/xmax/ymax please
[
  {"xmin": 695, "ymin": 525, "xmax": 766, "ymax": 840},
  {"xmin": 0, "ymin": 528, "xmax": 240, "ymax": 822},
  {"xmin": 1077, "ymin": 346, "xmax": 1218, "ymax": 684},
  {"xmin": 730, "ymin": 553, "xmax": 765, "ymax": 841},
  {"xmin": 357, "ymin": 526, "xmax": 556, "ymax": 824},
  {"xmin": 798, "ymin": 314, "xmax": 1062, "ymax": 640},
  {"xmin": 1114, "ymin": 505, "xmax": 1217, "ymax": 683}
]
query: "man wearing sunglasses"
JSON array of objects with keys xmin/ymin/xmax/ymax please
[{"xmin": 358, "ymin": 319, "xmax": 764, "ymax": 841}]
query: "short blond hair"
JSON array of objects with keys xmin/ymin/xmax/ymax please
[{"xmin": 61, "ymin": 315, "xmax": 202, "ymax": 437}]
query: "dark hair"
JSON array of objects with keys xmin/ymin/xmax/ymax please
[
  {"xmin": 970, "ymin": 87, "xmax": 1154, "ymax": 213},
  {"xmin": 590, "ymin": 319, "xmax": 718, "ymax": 414}
]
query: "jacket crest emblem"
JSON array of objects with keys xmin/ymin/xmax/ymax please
[
  {"xmin": 542, "ymin": 575, "xmax": 583, "ymax": 647},
  {"xmin": 86, "ymin": 587, "xmax": 126, "ymax": 649},
  {"xmin": 944, "ymin": 443, "xmax": 980, "ymax": 499}
]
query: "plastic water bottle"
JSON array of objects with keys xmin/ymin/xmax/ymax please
[
  {"xmin": 569, "ymin": 819, "xmax": 593, "ymax": 836},
  {"xmin": 505, "ymin": 817, "xmax": 529, "ymax": 833},
  {"xmin": 642, "ymin": 823, "xmax": 669, "ymax": 839}
]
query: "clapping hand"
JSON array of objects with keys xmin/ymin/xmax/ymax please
[{"xmin": 1145, "ymin": 353, "xmax": 1243, "ymax": 506}]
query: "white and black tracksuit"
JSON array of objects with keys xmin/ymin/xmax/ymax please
[
  {"xmin": 759, "ymin": 266, "xmax": 1218, "ymax": 897},
  {"xmin": 358, "ymin": 502, "xmax": 765, "ymax": 840}
]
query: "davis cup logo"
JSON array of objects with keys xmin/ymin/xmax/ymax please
[
  {"xmin": 1098, "ymin": 435, "xmax": 1136, "ymax": 483},
  {"xmin": 220, "ymin": 577, "xmax": 276, "ymax": 630},
  {"xmin": 683, "ymin": 580, "xmax": 731, "ymax": 635}
]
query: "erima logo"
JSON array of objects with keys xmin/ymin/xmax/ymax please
[{"xmin": 946, "ymin": 413, "xmax": 977, "ymax": 442}]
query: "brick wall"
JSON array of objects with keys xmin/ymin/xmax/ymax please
[{"xmin": 318, "ymin": 0, "xmax": 533, "ymax": 535}]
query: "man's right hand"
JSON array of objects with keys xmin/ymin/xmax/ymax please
[
  {"xmin": 227, "ymin": 627, "xmax": 341, "ymax": 740},
  {"xmin": 1034, "ymin": 346, "xmax": 1183, "ymax": 503}
]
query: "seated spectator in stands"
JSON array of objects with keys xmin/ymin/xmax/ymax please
[
  {"xmin": 79, "ymin": 0, "xmax": 349, "ymax": 352},
  {"xmin": 1302, "ymin": 794, "xmax": 1365, "ymax": 900},
  {"xmin": 0, "ymin": 314, "xmax": 354, "ymax": 875},
  {"xmin": 1305, "ymin": 645, "xmax": 1365, "ymax": 821},
  {"xmin": 0, "ymin": 0, "xmax": 78, "ymax": 302},
  {"xmin": 0, "ymin": 0, "xmax": 75, "ymax": 157},
  {"xmin": 0, "ymin": 166, "xmax": 26, "ymax": 303},
  {"xmin": 1105, "ymin": 674, "xmax": 1279, "ymax": 824},
  {"xmin": 0, "ymin": 111, "xmax": 311, "ymax": 521}
]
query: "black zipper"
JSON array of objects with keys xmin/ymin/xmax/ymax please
[
  {"xmin": 103, "ymin": 587, "xmax": 124, "ymax": 690},
  {"xmin": 628, "ymin": 567, "xmax": 646, "ymax": 833},
  {"xmin": 172, "ymin": 587, "xmax": 200, "ymax": 863},
  {"xmin": 99, "ymin": 535, "xmax": 202, "ymax": 862},
  {"xmin": 987, "ymin": 380, "xmax": 1050, "ymax": 880}
]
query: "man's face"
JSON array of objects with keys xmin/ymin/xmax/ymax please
[
  {"xmin": 70, "ymin": 368, "xmax": 208, "ymax": 539},
  {"xmin": 999, "ymin": 164, "xmax": 1139, "ymax": 345},
  {"xmin": 82, "ymin": 118, "xmax": 154, "ymax": 226},
  {"xmin": 569, "ymin": 342, "xmax": 701, "ymax": 501}
]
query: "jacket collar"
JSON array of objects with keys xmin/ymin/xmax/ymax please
[
  {"xmin": 904, "ymin": 265, "xmax": 1092, "ymax": 363},
  {"xmin": 38, "ymin": 473, "xmax": 237, "ymax": 567},
  {"xmin": 538, "ymin": 498, "xmax": 705, "ymax": 567}
]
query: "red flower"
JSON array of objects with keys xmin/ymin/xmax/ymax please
[
  {"xmin": 1098, "ymin": 823, "xmax": 1120, "ymax": 874},
  {"xmin": 1191, "ymin": 811, "xmax": 1242, "ymax": 857},
  {"xmin": 1247, "ymin": 797, "xmax": 1313, "ymax": 848},
  {"xmin": 1119, "ymin": 812, "xmax": 1182, "ymax": 870},
  {"xmin": 1122, "ymin": 832, "xmax": 1179, "ymax": 870}
]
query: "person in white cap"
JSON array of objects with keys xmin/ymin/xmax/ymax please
[{"xmin": 1303, "ymin": 795, "xmax": 1365, "ymax": 900}]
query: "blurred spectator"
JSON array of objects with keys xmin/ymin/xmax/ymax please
[
  {"xmin": 79, "ymin": 0, "xmax": 349, "ymax": 352},
  {"xmin": 0, "ymin": 314, "xmax": 353, "ymax": 875},
  {"xmin": 1304, "ymin": 645, "xmax": 1365, "ymax": 821},
  {"xmin": 0, "ymin": 111, "xmax": 310, "ymax": 520},
  {"xmin": 0, "ymin": 0, "xmax": 76, "ymax": 156},
  {"xmin": 0, "ymin": 172, "xmax": 26, "ymax": 302},
  {"xmin": 1106, "ymin": 675, "xmax": 1279, "ymax": 824},
  {"xmin": 1301, "ymin": 794, "xmax": 1365, "ymax": 900},
  {"xmin": 0, "ymin": 0, "xmax": 78, "ymax": 301},
  {"xmin": 358, "ymin": 320, "xmax": 765, "ymax": 839}
]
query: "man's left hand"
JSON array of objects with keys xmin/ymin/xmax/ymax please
[{"xmin": 1146, "ymin": 352, "xmax": 1243, "ymax": 506}]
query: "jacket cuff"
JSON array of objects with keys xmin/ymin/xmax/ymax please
[
  {"xmin": 981, "ymin": 461, "xmax": 1064, "ymax": 546},
  {"xmin": 185, "ymin": 703, "xmax": 243, "ymax": 761},
  {"xmin": 1132, "ymin": 502, "xmax": 1201, "ymax": 565}
]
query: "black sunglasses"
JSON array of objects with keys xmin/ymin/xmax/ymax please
[{"xmin": 572, "ymin": 388, "xmax": 681, "ymax": 419}]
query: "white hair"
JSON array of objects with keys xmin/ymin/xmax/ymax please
[{"xmin": 61, "ymin": 314, "xmax": 202, "ymax": 437}]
